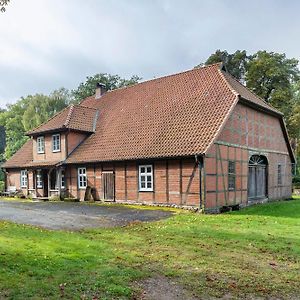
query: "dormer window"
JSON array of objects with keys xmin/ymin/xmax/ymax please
[
  {"xmin": 52, "ymin": 134, "xmax": 61, "ymax": 152},
  {"xmin": 37, "ymin": 136, "xmax": 45, "ymax": 154}
]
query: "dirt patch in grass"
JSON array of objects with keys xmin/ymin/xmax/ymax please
[
  {"xmin": 134, "ymin": 275, "xmax": 200, "ymax": 300},
  {"xmin": 134, "ymin": 274, "xmax": 300, "ymax": 300}
]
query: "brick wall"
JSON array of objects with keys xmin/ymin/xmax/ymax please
[
  {"xmin": 33, "ymin": 133, "xmax": 67, "ymax": 162},
  {"xmin": 6, "ymin": 169, "xmax": 28, "ymax": 195},
  {"xmin": 64, "ymin": 158, "xmax": 201, "ymax": 206},
  {"xmin": 204, "ymin": 103, "xmax": 292, "ymax": 210},
  {"xmin": 67, "ymin": 131, "xmax": 87, "ymax": 155}
]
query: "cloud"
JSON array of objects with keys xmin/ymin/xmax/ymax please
[{"xmin": 0, "ymin": 0, "xmax": 300, "ymax": 106}]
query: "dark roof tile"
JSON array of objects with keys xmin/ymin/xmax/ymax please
[{"xmin": 27, "ymin": 105, "xmax": 98, "ymax": 135}]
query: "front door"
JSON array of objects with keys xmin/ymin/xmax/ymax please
[
  {"xmin": 102, "ymin": 172, "xmax": 115, "ymax": 201},
  {"xmin": 42, "ymin": 170, "xmax": 48, "ymax": 197},
  {"xmin": 248, "ymin": 155, "xmax": 268, "ymax": 200}
]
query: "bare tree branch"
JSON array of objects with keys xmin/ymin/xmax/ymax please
[{"xmin": 0, "ymin": 0, "xmax": 10, "ymax": 13}]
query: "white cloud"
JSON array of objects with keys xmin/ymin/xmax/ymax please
[{"xmin": 0, "ymin": 0, "xmax": 300, "ymax": 106}]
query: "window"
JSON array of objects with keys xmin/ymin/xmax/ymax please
[
  {"xmin": 61, "ymin": 170, "xmax": 65, "ymax": 189},
  {"xmin": 52, "ymin": 134, "xmax": 61, "ymax": 152},
  {"xmin": 37, "ymin": 136, "xmax": 45, "ymax": 154},
  {"xmin": 228, "ymin": 161, "xmax": 236, "ymax": 190},
  {"xmin": 139, "ymin": 165, "xmax": 153, "ymax": 191},
  {"xmin": 36, "ymin": 170, "xmax": 43, "ymax": 188},
  {"xmin": 20, "ymin": 170, "xmax": 27, "ymax": 188},
  {"xmin": 78, "ymin": 167, "xmax": 87, "ymax": 189},
  {"xmin": 277, "ymin": 164, "xmax": 282, "ymax": 185}
]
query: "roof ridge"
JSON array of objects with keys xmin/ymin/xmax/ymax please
[
  {"xmin": 64, "ymin": 104, "xmax": 74, "ymax": 127},
  {"xmin": 109, "ymin": 62, "xmax": 223, "ymax": 93},
  {"xmin": 80, "ymin": 63, "xmax": 223, "ymax": 104},
  {"xmin": 221, "ymin": 70, "xmax": 281, "ymax": 114},
  {"xmin": 218, "ymin": 69, "xmax": 240, "ymax": 97}
]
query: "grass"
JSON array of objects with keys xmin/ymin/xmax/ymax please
[{"xmin": 0, "ymin": 197, "xmax": 300, "ymax": 299}]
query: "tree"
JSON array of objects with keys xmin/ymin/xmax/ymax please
[
  {"xmin": 22, "ymin": 89, "xmax": 70, "ymax": 132},
  {"xmin": 289, "ymin": 81, "xmax": 300, "ymax": 154},
  {"xmin": 0, "ymin": 100, "xmax": 29, "ymax": 160},
  {"xmin": 0, "ymin": 89, "xmax": 71, "ymax": 159},
  {"xmin": 246, "ymin": 51, "xmax": 299, "ymax": 108},
  {"xmin": 0, "ymin": 0, "xmax": 10, "ymax": 12},
  {"xmin": 201, "ymin": 49, "xmax": 249, "ymax": 82},
  {"xmin": 72, "ymin": 74, "xmax": 141, "ymax": 103}
]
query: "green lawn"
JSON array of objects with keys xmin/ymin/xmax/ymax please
[{"xmin": 1, "ymin": 197, "xmax": 300, "ymax": 299}]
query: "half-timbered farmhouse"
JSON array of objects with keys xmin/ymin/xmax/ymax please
[{"xmin": 2, "ymin": 63, "xmax": 295, "ymax": 211}]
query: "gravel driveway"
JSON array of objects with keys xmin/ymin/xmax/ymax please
[{"xmin": 0, "ymin": 200, "xmax": 173, "ymax": 230}]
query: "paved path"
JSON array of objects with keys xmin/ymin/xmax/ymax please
[{"xmin": 0, "ymin": 200, "xmax": 173, "ymax": 230}]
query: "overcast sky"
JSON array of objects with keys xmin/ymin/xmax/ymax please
[{"xmin": 0, "ymin": 0, "xmax": 300, "ymax": 107}]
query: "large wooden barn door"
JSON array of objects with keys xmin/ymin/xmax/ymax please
[
  {"xmin": 248, "ymin": 155, "xmax": 268, "ymax": 200},
  {"xmin": 102, "ymin": 171, "xmax": 115, "ymax": 201}
]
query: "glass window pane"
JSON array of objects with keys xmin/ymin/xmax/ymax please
[
  {"xmin": 140, "ymin": 167, "xmax": 145, "ymax": 173},
  {"xmin": 141, "ymin": 182, "xmax": 145, "ymax": 188},
  {"xmin": 147, "ymin": 182, "xmax": 152, "ymax": 188},
  {"xmin": 147, "ymin": 167, "xmax": 152, "ymax": 173},
  {"xmin": 147, "ymin": 175, "xmax": 151, "ymax": 181},
  {"xmin": 141, "ymin": 175, "xmax": 145, "ymax": 182}
]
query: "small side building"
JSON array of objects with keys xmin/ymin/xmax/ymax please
[{"xmin": 2, "ymin": 63, "xmax": 295, "ymax": 211}]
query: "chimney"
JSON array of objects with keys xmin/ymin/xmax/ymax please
[{"xmin": 95, "ymin": 82, "xmax": 106, "ymax": 99}]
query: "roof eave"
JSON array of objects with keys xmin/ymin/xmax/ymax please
[
  {"xmin": 26, "ymin": 127, "xmax": 94, "ymax": 137},
  {"xmin": 63, "ymin": 153, "xmax": 204, "ymax": 166},
  {"xmin": 239, "ymin": 97, "xmax": 283, "ymax": 117}
]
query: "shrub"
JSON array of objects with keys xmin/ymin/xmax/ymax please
[
  {"xmin": 50, "ymin": 195, "xmax": 61, "ymax": 201},
  {"xmin": 63, "ymin": 197, "xmax": 80, "ymax": 202},
  {"xmin": 0, "ymin": 181, "xmax": 4, "ymax": 192}
]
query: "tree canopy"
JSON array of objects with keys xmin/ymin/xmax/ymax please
[
  {"xmin": 72, "ymin": 74, "xmax": 141, "ymax": 103},
  {"xmin": 0, "ymin": 0, "xmax": 10, "ymax": 12},
  {"xmin": 199, "ymin": 49, "xmax": 248, "ymax": 82}
]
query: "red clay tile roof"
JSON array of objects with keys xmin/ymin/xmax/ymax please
[
  {"xmin": 24, "ymin": 160, "xmax": 61, "ymax": 168},
  {"xmin": 27, "ymin": 105, "xmax": 98, "ymax": 136},
  {"xmin": 221, "ymin": 71, "xmax": 282, "ymax": 115},
  {"xmin": 4, "ymin": 63, "xmax": 293, "ymax": 168},
  {"xmin": 66, "ymin": 63, "xmax": 240, "ymax": 163},
  {"xmin": 2, "ymin": 139, "xmax": 33, "ymax": 168}
]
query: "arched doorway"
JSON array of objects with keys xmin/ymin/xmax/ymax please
[{"xmin": 248, "ymin": 155, "xmax": 268, "ymax": 200}]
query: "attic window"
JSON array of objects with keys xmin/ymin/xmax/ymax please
[
  {"xmin": 52, "ymin": 134, "xmax": 61, "ymax": 152},
  {"xmin": 37, "ymin": 136, "xmax": 44, "ymax": 154}
]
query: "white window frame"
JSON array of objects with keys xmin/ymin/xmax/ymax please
[
  {"xmin": 52, "ymin": 134, "xmax": 61, "ymax": 152},
  {"xmin": 20, "ymin": 170, "xmax": 27, "ymax": 188},
  {"xmin": 139, "ymin": 165, "xmax": 153, "ymax": 192},
  {"xmin": 78, "ymin": 167, "xmax": 87, "ymax": 189},
  {"xmin": 37, "ymin": 136, "xmax": 45, "ymax": 154},
  {"xmin": 61, "ymin": 170, "xmax": 65, "ymax": 189},
  {"xmin": 36, "ymin": 170, "xmax": 43, "ymax": 188}
]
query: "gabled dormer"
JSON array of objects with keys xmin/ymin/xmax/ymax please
[{"xmin": 26, "ymin": 104, "xmax": 99, "ymax": 163}]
